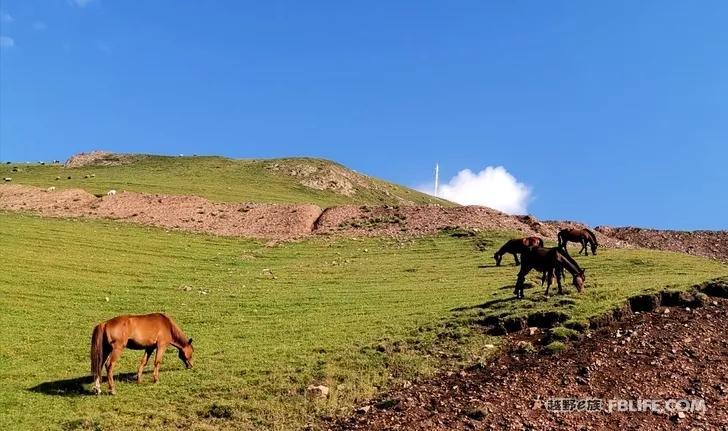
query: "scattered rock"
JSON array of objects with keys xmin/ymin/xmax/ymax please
[{"xmin": 306, "ymin": 385, "xmax": 330, "ymax": 399}]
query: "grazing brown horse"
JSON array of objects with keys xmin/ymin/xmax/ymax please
[
  {"xmin": 557, "ymin": 228, "xmax": 598, "ymax": 256},
  {"xmin": 91, "ymin": 313, "xmax": 193, "ymax": 395},
  {"xmin": 494, "ymin": 236, "xmax": 544, "ymax": 266},
  {"xmin": 514, "ymin": 247, "xmax": 585, "ymax": 299}
]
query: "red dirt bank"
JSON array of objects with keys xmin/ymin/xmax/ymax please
[
  {"xmin": 0, "ymin": 184, "xmax": 610, "ymax": 243},
  {"xmin": 328, "ymin": 295, "xmax": 728, "ymax": 431}
]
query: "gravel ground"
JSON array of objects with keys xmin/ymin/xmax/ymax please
[{"xmin": 329, "ymin": 296, "xmax": 728, "ymax": 431}]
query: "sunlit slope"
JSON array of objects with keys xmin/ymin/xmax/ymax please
[{"xmin": 3, "ymin": 154, "xmax": 452, "ymax": 207}]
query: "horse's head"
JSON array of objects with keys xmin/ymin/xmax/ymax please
[
  {"xmin": 494, "ymin": 252, "xmax": 502, "ymax": 267},
  {"xmin": 573, "ymin": 269, "xmax": 586, "ymax": 292},
  {"xmin": 590, "ymin": 243, "xmax": 598, "ymax": 255},
  {"xmin": 179, "ymin": 338, "xmax": 194, "ymax": 369}
]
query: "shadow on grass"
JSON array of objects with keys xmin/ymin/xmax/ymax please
[
  {"xmin": 451, "ymin": 284, "xmax": 536, "ymax": 312},
  {"xmin": 477, "ymin": 263, "xmax": 519, "ymax": 269},
  {"xmin": 29, "ymin": 371, "xmax": 150, "ymax": 397}
]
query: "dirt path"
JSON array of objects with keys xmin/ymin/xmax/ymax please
[{"xmin": 329, "ymin": 292, "xmax": 728, "ymax": 431}]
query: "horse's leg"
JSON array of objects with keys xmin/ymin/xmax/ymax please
[
  {"xmin": 152, "ymin": 345, "xmax": 167, "ymax": 383},
  {"xmin": 514, "ymin": 270, "xmax": 527, "ymax": 299},
  {"xmin": 579, "ymin": 239, "xmax": 587, "ymax": 255},
  {"xmin": 557, "ymin": 270, "xmax": 564, "ymax": 294},
  {"xmin": 513, "ymin": 252, "xmax": 520, "ymax": 265},
  {"xmin": 93, "ymin": 343, "xmax": 111, "ymax": 395},
  {"xmin": 106, "ymin": 345, "xmax": 124, "ymax": 395},
  {"xmin": 137, "ymin": 348, "xmax": 154, "ymax": 383},
  {"xmin": 544, "ymin": 270, "xmax": 552, "ymax": 296}
]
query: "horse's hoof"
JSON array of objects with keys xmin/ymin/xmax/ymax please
[{"xmin": 110, "ymin": 389, "xmax": 116, "ymax": 395}]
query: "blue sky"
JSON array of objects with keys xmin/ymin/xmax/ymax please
[{"xmin": 1, "ymin": 1, "xmax": 726, "ymax": 229}]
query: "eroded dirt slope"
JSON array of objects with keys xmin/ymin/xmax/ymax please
[
  {"xmin": 1, "ymin": 184, "xmax": 725, "ymax": 261},
  {"xmin": 0, "ymin": 185, "xmax": 321, "ymax": 239},
  {"xmin": 597, "ymin": 226, "xmax": 728, "ymax": 262},
  {"xmin": 329, "ymin": 294, "xmax": 728, "ymax": 431},
  {"xmin": 2, "ymin": 184, "xmax": 615, "ymax": 243}
]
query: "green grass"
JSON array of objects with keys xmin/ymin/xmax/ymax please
[
  {"xmin": 2, "ymin": 155, "xmax": 450, "ymax": 207},
  {"xmin": 0, "ymin": 213, "xmax": 725, "ymax": 430},
  {"xmin": 544, "ymin": 341, "xmax": 568, "ymax": 353}
]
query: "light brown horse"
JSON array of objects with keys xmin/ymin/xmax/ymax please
[
  {"xmin": 493, "ymin": 236, "xmax": 544, "ymax": 266},
  {"xmin": 557, "ymin": 228, "xmax": 598, "ymax": 256},
  {"xmin": 91, "ymin": 313, "xmax": 193, "ymax": 395}
]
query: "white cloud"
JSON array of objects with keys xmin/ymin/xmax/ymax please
[
  {"xmin": 71, "ymin": 0, "xmax": 95, "ymax": 7},
  {"xmin": 0, "ymin": 36, "xmax": 15, "ymax": 48},
  {"xmin": 1, "ymin": 12, "xmax": 13, "ymax": 23},
  {"xmin": 419, "ymin": 166, "xmax": 532, "ymax": 215}
]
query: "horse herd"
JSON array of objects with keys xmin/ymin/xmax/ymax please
[
  {"xmin": 494, "ymin": 227, "xmax": 599, "ymax": 299},
  {"xmin": 88, "ymin": 227, "xmax": 599, "ymax": 395}
]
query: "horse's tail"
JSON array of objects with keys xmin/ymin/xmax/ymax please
[
  {"xmin": 91, "ymin": 323, "xmax": 106, "ymax": 380},
  {"xmin": 537, "ymin": 237, "xmax": 544, "ymax": 247},
  {"xmin": 557, "ymin": 230, "xmax": 564, "ymax": 248}
]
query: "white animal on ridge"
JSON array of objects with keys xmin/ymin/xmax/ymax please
[
  {"xmin": 107, "ymin": 189, "xmax": 117, "ymax": 196},
  {"xmin": 47, "ymin": 186, "xmax": 56, "ymax": 192},
  {"xmin": 3, "ymin": 177, "xmax": 11, "ymax": 182}
]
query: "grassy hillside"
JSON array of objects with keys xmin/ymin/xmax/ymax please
[
  {"xmin": 2, "ymin": 155, "xmax": 451, "ymax": 207},
  {"xmin": 1, "ymin": 213, "xmax": 725, "ymax": 430}
]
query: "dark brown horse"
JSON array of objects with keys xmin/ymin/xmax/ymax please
[
  {"xmin": 91, "ymin": 313, "xmax": 193, "ymax": 395},
  {"xmin": 514, "ymin": 247, "xmax": 585, "ymax": 299},
  {"xmin": 557, "ymin": 228, "xmax": 598, "ymax": 256},
  {"xmin": 494, "ymin": 236, "xmax": 544, "ymax": 266}
]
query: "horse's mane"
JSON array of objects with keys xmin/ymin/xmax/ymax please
[
  {"xmin": 585, "ymin": 228, "xmax": 598, "ymax": 245},
  {"xmin": 495, "ymin": 240, "xmax": 513, "ymax": 255},
  {"xmin": 167, "ymin": 316, "xmax": 190, "ymax": 347},
  {"xmin": 557, "ymin": 250, "xmax": 583, "ymax": 276}
]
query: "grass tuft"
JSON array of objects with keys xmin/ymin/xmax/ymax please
[{"xmin": 545, "ymin": 341, "xmax": 568, "ymax": 353}]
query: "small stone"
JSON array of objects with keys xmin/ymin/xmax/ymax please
[
  {"xmin": 306, "ymin": 385, "xmax": 330, "ymax": 399},
  {"xmin": 355, "ymin": 405, "xmax": 371, "ymax": 414}
]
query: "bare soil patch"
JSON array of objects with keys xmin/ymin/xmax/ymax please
[
  {"xmin": 3, "ymin": 185, "xmax": 621, "ymax": 244},
  {"xmin": 265, "ymin": 159, "xmax": 412, "ymax": 201},
  {"xmin": 597, "ymin": 226, "xmax": 728, "ymax": 262},
  {"xmin": 0, "ymin": 185, "xmax": 321, "ymax": 239},
  {"xmin": 329, "ymin": 292, "xmax": 728, "ymax": 431},
  {"xmin": 315, "ymin": 205, "xmax": 541, "ymax": 237},
  {"xmin": 1, "ymin": 184, "xmax": 725, "ymax": 262},
  {"xmin": 63, "ymin": 151, "xmax": 135, "ymax": 168}
]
